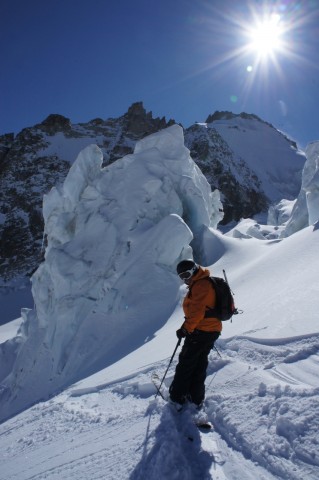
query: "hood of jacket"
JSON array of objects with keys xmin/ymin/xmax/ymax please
[{"xmin": 189, "ymin": 266, "xmax": 210, "ymax": 286}]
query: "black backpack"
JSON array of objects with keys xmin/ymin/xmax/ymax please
[{"xmin": 204, "ymin": 272, "xmax": 238, "ymax": 321}]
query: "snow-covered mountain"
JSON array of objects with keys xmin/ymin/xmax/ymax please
[
  {"xmin": 0, "ymin": 104, "xmax": 304, "ymax": 291},
  {"xmin": 0, "ymin": 125, "xmax": 318, "ymax": 479},
  {"xmin": 186, "ymin": 112, "xmax": 304, "ymax": 223}
]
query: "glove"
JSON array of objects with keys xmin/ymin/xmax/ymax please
[{"xmin": 176, "ymin": 326, "xmax": 188, "ymax": 339}]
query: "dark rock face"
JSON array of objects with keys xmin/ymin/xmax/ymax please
[
  {"xmin": 122, "ymin": 101, "xmax": 175, "ymax": 137},
  {"xmin": 205, "ymin": 110, "xmax": 263, "ymax": 123},
  {"xmin": 0, "ymin": 133, "xmax": 15, "ymax": 170},
  {"xmin": 0, "ymin": 141, "xmax": 70, "ymax": 280},
  {"xmin": 38, "ymin": 114, "xmax": 72, "ymax": 134},
  {"xmin": 184, "ymin": 125, "xmax": 268, "ymax": 223},
  {"xmin": 0, "ymin": 103, "xmax": 302, "ymax": 283}
]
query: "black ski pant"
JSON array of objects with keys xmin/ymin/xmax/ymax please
[{"xmin": 169, "ymin": 329, "xmax": 220, "ymax": 406}]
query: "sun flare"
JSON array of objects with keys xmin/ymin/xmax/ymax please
[
  {"xmin": 247, "ymin": 14, "xmax": 283, "ymax": 59},
  {"xmin": 187, "ymin": 2, "xmax": 314, "ymax": 98}
]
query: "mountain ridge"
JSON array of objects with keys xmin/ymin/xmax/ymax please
[{"xmin": 0, "ymin": 102, "xmax": 304, "ymax": 283}]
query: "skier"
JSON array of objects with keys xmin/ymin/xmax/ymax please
[{"xmin": 169, "ymin": 259, "xmax": 222, "ymax": 409}]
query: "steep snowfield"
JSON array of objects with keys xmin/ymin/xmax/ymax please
[
  {"xmin": 212, "ymin": 116, "xmax": 305, "ymax": 202},
  {"xmin": 1, "ymin": 222, "xmax": 318, "ymax": 480}
]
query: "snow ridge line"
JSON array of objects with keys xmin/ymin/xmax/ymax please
[
  {"xmin": 221, "ymin": 331, "xmax": 319, "ymax": 347},
  {"xmin": 69, "ymin": 361, "xmax": 178, "ymax": 398}
]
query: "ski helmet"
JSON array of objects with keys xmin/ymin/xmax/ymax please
[{"xmin": 176, "ymin": 259, "xmax": 198, "ymax": 279}]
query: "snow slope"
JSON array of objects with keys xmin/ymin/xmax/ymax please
[
  {"xmin": 0, "ymin": 222, "xmax": 318, "ymax": 480},
  {"xmin": 0, "ymin": 126, "xmax": 318, "ymax": 479},
  {"xmin": 212, "ymin": 116, "xmax": 305, "ymax": 202}
]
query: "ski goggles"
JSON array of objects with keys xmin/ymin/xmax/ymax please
[{"xmin": 178, "ymin": 265, "xmax": 197, "ymax": 280}]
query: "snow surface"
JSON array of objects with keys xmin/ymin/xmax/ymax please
[
  {"xmin": 0, "ymin": 126, "xmax": 318, "ymax": 479},
  {"xmin": 1, "ymin": 222, "xmax": 318, "ymax": 480},
  {"xmin": 0, "ymin": 318, "xmax": 22, "ymax": 344},
  {"xmin": 37, "ymin": 131, "xmax": 109, "ymax": 165}
]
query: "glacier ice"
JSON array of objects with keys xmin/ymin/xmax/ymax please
[
  {"xmin": 0, "ymin": 125, "xmax": 223, "ymax": 422},
  {"xmin": 282, "ymin": 141, "xmax": 319, "ymax": 237}
]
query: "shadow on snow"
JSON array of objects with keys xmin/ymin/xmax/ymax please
[{"xmin": 130, "ymin": 403, "xmax": 216, "ymax": 480}]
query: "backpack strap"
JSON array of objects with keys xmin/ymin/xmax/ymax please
[
  {"xmin": 187, "ymin": 277, "xmax": 218, "ymax": 318},
  {"xmin": 204, "ymin": 277, "xmax": 218, "ymax": 318}
]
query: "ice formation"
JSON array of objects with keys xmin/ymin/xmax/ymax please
[
  {"xmin": 282, "ymin": 141, "xmax": 319, "ymax": 237},
  {"xmin": 0, "ymin": 125, "xmax": 223, "ymax": 421}
]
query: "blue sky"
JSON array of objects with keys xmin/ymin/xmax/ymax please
[{"xmin": 1, "ymin": 0, "xmax": 318, "ymax": 148}]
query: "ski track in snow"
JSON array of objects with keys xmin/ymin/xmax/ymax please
[{"xmin": 1, "ymin": 333, "xmax": 318, "ymax": 480}]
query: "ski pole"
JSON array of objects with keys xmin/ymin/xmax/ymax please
[
  {"xmin": 223, "ymin": 269, "xmax": 229, "ymax": 284},
  {"xmin": 214, "ymin": 345, "xmax": 222, "ymax": 358},
  {"xmin": 155, "ymin": 338, "xmax": 182, "ymax": 399}
]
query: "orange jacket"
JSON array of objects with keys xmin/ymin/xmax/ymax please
[{"xmin": 182, "ymin": 267, "xmax": 222, "ymax": 334}]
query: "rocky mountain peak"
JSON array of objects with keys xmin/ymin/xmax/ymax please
[
  {"xmin": 122, "ymin": 101, "xmax": 175, "ymax": 137},
  {"xmin": 205, "ymin": 110, "xmax": 263, "ymax": 124},
  {"xmin": 125, "ymin": 101, "xmax": 148, "ymax": 118},
  {"xmin": 37, "ymin": 114, "xmax": 72, "ymax": 134}
]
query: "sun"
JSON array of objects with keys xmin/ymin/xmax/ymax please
[
  {"xmin": 183, "ymin": 2, "xmax": 315, "ymax": 97},
  {"xmin": 247, "ymin": 14, "xmax": 283, "ymax": 59}
]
